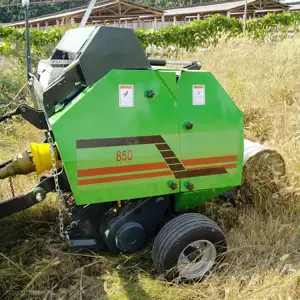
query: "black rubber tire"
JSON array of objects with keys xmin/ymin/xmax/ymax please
[{"xmin": 152, "ymin": 213, "xmax": 227, "ymax": 280}]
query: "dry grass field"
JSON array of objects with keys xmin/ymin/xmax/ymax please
[{"xmin": 0, "ymin": 36, "xmax": 300, "ymax": 299}]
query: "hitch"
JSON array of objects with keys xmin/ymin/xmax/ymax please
[
  {"xmin": 0, "ymin": 104, "xmax": 48, "ymax": 130},
  {"xmin": 0, "ymin": 187, "xmax": 47, "ymax": 219},
  {"xmin": 0, "ymin": 170, "xmax": 71, "ymax": 219},
  {"xmin": 0, "ymin": 142, "xmax": 63, "ymax": 218}
]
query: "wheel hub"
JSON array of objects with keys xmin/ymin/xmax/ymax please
[{"xmin": 177, "ymin": 240, "xmax": 217, "ymax": 279}]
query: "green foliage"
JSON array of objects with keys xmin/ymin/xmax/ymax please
[
  {"xmin": 247, "ymin": 12, "xmax": 300, "ymax": 38},
  {"xmin": 0, "ymin": 25, "xmax": 65, "ymax": 55},
  {"xmin": 137, "ymin": 13, "xmax": 300, "ymax": 49},
  {"xmin": 0, "ymin": 12, "xmax": 300, "ymax": 55},
  {"xmin": 137, "ymin": 14, "xmax": 243, "ymax": 49}
]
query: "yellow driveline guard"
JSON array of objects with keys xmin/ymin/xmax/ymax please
[{"xmin": 30, "ymin": 143, "xmax": 56, "ymax": 174}]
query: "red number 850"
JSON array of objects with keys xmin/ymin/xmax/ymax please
[{"xmin": 116, "ymin": 150, "xmax": 133, "ymax": 162}]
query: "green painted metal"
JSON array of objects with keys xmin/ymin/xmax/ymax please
[
  {"xmin": 49, "ymin": 68, "xmax": 244, "ymax": 209},
  {"xmin": 177, "ymin": 71, "xmax": 244, "ymax": 193},
  {"xmin": 50, "ymin": 70, "xmax": 181, "ymax": 205},
  {"xmin": 174, "ymin": 187, "xmax": 235, "ymax": 211}
]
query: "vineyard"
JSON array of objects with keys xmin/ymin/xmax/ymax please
[
  {"xmin": 1, "ymin": 12, "xmax": 300, "ymax": 54},
  {"xmin": 1, "ymin": 12, "xmax": 300, "ymax": 300}
]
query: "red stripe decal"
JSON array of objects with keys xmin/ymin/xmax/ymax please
[
  {"xmin": 78, "ymin": 170, "xmax": 172, "ymax": 186},
  {"xmin": 187, "ymin": 164, "xmax": 237, "ymax": 171},
  {"xmin": 182, "ymin": 155, "xmax": 238, "ymax": 166},
  {"xmin": 78, "ymin": 162, "xmax": 168, "ymax": 177}
]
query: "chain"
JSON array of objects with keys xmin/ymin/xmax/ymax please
[{"xmin": 47, "ymin": 131, "xmax": 69, "ymax": 240}]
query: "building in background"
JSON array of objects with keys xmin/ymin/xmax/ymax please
[
  {"xmin": 5, "ymin": 0, "xmax": 294, "ymax": 29},
  {"xmin": 165, "ymin": 0, "xmax": 289, "ymax": 23}
]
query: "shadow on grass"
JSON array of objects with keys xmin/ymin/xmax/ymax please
[
  {"xmin": 0, "ymin": 208, "xmax": 157, "ymax": 300},
  {"xmin": 115, "ymin": 247, "xmax": 155, "ymax": 300},
  {"xmin": 0, "ymin": 216, "xmax": 155, "ymax": 300},
  {"xmin": 0, "ymin": 216, "xmax": 109, "ymax": 300},
  {"xmin": 117, "ymin": 268, "xmax": 153, "ymax": 300}
]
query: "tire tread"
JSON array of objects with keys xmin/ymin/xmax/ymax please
[{"xmin": 152, "ymin": 213, "xmax": 226, "ymax": 274}]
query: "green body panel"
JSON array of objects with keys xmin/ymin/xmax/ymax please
[
  {"xmin": 177, "ymin": 71, "xmax": 244, "ymax": 191},
  {"xmin": 50, "ymin": 68, "xmax": 244, "ymax": 209},
  {"xmin": 50, "ymin": 70, "xmax": 181, "ymax": 205},
  {"xmin": 175, "ymin": 186, "xmax": 235, "ymax": 211}
]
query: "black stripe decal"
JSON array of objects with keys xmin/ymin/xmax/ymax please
[
  {"xmin": 173, "ymin": 168, "xmax": 227, "ymax": 179},
  {"xmin": 160, "ymin": 150, "xmax": 176, "ymax": 158},
  {"xmin": 165, "ymin": 158, "xmax": 181, "ymax": 165},
  {"xmin": 76, "ymin": 135, "xmax": 232, "ymax": 181},
  {"xmin": 77, "ymin": 135, "xmax": 164, "ymax": 149},
  {"xmin": 169, "ymin": 164, "xmax": 186, "ymax": 171},
  {"xmin": 155, "ymin": 143, "xmax": 187, "ymax": 173},
  {"xmin": 156, "ymin": 144, "xmax": 171, "ymax": 151}
]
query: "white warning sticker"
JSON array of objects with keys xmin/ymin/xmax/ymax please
[
  {"xmin": 119, "ymin": 85, "xmax": 134, "ymax": 107},
  {"xmin": 193, "ymin": 85, "xmax": 205, "ymax": 105}
]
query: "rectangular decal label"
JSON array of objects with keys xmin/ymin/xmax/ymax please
[
  {"xmin": 119, "ymin": 85, "xmax": 134, "ymax": 107},
  {"xmin": 193, "ymin": 85, "xmax": 205, "ymax": 105}
]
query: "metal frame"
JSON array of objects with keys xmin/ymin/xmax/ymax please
[{"xmin": 0, "ymin": 169, "xmax": 71, "ymax": 219}]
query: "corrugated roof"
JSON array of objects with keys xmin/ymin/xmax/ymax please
[
  {"xmin": 6, "ymin": 0, "xmax": 290, "ymax": 27},
  {"xmin": 7, "ymin": 0, "xmax": 162, "ymax": 26},
  {"xmin": 8, "ymin": 1, "xmax": 118, "ymax": 26},
  {"xmin": 280, "ymin": 0, "xmax": 300, "ymax": 3},
  {"xmin": 289, "ymin": 3, "xmax": 300, "ymax": 9},
  {"xmin": 164, "ymin": 0, "xmax": 289, "ymax": 15},
  {"xmin": 165, "ymin": 0, "xmax": 253, "ymax": 15}
]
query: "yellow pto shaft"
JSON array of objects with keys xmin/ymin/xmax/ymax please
[{"xmin": 0, "ymin": 143, "xmax": 60, "ymax": 179}]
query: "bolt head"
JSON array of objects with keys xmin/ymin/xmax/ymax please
[
  {"xmin": 36, "ymin": 192, "xmax": 43, "ymax": 202},
  {"xmin": 147, "ymin": 90, "xmax": 155, "ymax": 98},
  {"xmin": 169, "ymin": 182, "xmax": 177, "ymax": 190},
  {"xmin": 185, "ymin": 122, "xmax": 193, "ymax": 130},
  {"xmin": 186, "ymin": 183, "xmax": 194, "ymax": 191}
]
